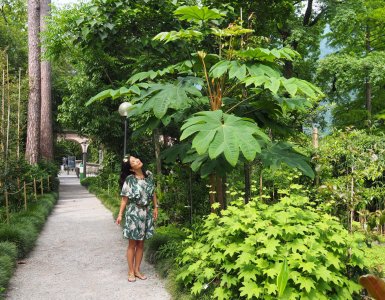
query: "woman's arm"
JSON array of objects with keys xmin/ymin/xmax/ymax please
[
  {"xmin": 153, "ymin": 193, "xmax": 158, "ymax": 221},
  {"xmin": 116, "ymin": 196, "xmax": 128, "ymax": 225}
]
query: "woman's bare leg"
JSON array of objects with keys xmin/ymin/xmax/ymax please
[
  {"xmin": 134, "ymin": 240, "xmax": 145, "ymax": 274},
  {"xmin": 127, "ymin": 239, "xmax": 136, "ymax": 275}
]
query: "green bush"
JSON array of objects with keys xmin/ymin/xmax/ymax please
[
  {"xmin": 0, "ymin": 255, "xmax": 14, "ymax": 289},
  {"xmin": 176, "ymin": 194, "xmax": 368, "ymax": 299},
  {"xmin": 156, "ymin": 167, "xmax": 210, "ymax": 225},
  {"xmin": 80, "ymin": 176, "xmax": 96, "ymax": 187},
  {"xmin": 0, "ymin": 223, "xmax": 38, "ymax": 259},
  {"xmin": 0, "ymin": 193, "xmax": 58, "ymax": 293},
  {"xmin": 145, "ymin": 225, "xmax": 186, "ymax": 264},
  {"xmin": 0, "ymin": 193, "xmax": 58, "ymax": 259},
  {"xmin": 0, "ymin": 242, "xmax": 17, "ymax": 262}
]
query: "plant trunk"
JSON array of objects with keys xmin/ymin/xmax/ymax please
[
  {"xmin": 209, "ymin": 174, "xmax": 216, "ymax": 212},
  {"xmin": 312, "ymin": 127, "xmax": 319, "ymax": 185},
  {"xmin": 244, "ymin": 162, "xmax": 251, "ymax": 204},
  {"xmin": 349, "ymin": 173, "xmax": 354, "ymax": 233},
  {"xmin": 153, "ymin": 128, "xmax": 162, "ymax": 177},
  {"xmin": 209, "ymin": 174, "xmax": 226, "ymax": 211},
  {"xmin": 216, "ymin": 175, "xmax": 224, "ymax": 210},
  {"xmin": 40, "ymin": 0, "xmax": 53, "ymax": 161},
  {"xmin": 25, "ymin": 0, "xmax": 41, "ymax": 164}
]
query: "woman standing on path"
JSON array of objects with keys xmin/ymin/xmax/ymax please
[{"xmin": 116, "ymin": 154, "xmax": 158, "ymax": 282}]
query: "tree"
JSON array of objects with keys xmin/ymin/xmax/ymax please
[
  {"xmin": 89, "ymin": 6, "xmax": 323, "ymax": 209},
  {"xmin": 40, "ymin": 0, "xmax": 53, "ymax": 161},
  {"xmin": 317, "ymin": 0, "xmax": 385, "ymax": 127},
  {"xmin": 43, "ymin": 0, "xmax": 187, "ymax": 154},
  {"xmin": 25, "ymin": 0, "xmax": 41, "ymax": 164}
]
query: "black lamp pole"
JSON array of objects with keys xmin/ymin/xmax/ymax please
[{"xmin": 123, "ymin": 118, "xmax": 127, "ymax": 156}]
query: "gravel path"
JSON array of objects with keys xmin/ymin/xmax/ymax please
[{"xmin": 6, "ymin": 175, "xmax": 171, "ymax": 300}]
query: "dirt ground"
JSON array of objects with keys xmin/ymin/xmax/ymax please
[{"xmin": 6, "ymin": 174, "xmax": 171, "ymax": 300}]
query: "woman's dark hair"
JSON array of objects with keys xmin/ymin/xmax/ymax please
[{"xmin": 118, "ymin": 154, "xmax": 148, "ymax": 189}]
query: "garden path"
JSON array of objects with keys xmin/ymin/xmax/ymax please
[{"xmin": 6, "ymin": 174, "xmax": 171, "ymax": 300}]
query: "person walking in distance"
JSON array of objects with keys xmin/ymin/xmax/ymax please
[{"xmin": 116, "ymin": 154, "xmax": 159, "ymax": 282}]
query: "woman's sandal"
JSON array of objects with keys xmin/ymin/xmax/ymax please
[
  {"xmin": 134, "ymin": 272, "xmax": 147, "ymax": 280},
  {"xmin": 128, "ymin": 273, "xmax": 136, "ymax": 282}
]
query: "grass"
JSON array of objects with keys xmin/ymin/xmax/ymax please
[{"xmin": 0, "ymin": 192, "xmax": 58, "ymax": 293}]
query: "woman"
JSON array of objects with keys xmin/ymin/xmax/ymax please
[{"xmin": 116, "ymin": 154, "xmax": 158, "ymax": 282}]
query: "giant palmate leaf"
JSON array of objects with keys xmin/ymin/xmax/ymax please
[
  {"xmin": 174, "ymin": 6, "xmax": 225, "ymax": 23},
  {"xmin": 135, "ymin": 77, "xmax": 204, "ymax": 118},
  {"xmin": 209, "ymin": 60, "xmax": 323, "ymax": 99},
  {"xmin": 180, "ymin": 110, "xmax": 269, "ymax": 166},
  {"xmin": 87, "ymin": 77, "xmax": 204, "ymax": 119},
  {"xmin": 258, "ymin": 142, "xmax": 315, "ymax": 178}
]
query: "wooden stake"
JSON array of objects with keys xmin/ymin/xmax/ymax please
[
  {"xmin": 17, "ymin": 177, "xmax": 21, "ymax": 204},
  {"xmin": 40, "ymin": 177, "xmax": 43, "ymax": 195},
  {"xmin": 47, "ymin": 176, "xmax": 50, "ymax": 192},
  {"xmin": 34, "ymin": 178, "xmax": 37, "ymax": 200},
  {"xmin": 17, "ymin": 68, "xmax": 21, "ymax": 159},
  {"xmin": 24, "ymin": 181, "xmax": 27, "ymax": 210},
  {"xmin": 312, "ymin": 127, "xmax": 319, "ymax": 148},
  {"xmin": 5, "ymin": 190, "xmax": 9, "ymax": 224},
  {"xmin": 1, "ymin": 70, "xmax": 5, "ymax": 153},
  {"xmin": 5, "ymin": 54, "xmax": 10, "ymax": 160}
]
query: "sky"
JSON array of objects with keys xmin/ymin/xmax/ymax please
[{"xmin": 52, "ymin": 0, "xmax": 85, "ymax": 7}]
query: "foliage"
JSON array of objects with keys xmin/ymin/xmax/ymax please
[
  {"xmin": 0, "ymin": 158, "xmax": 59, "ymax": 218},
  {"xmin": 0, "ymin": 241, "xmax": 17, "ymax": 292},
  {"xmin": 176, "ymin": 193, "xmax": 367, "ymax": 299},
  {"xmin": 43, "ymin": 0, "xmax": 189, "ymax": 157},
  {"xmin": 145, "ymin": 225, "xmax": 186, "ymax": 264},
  {"xmin": 0, "ymin": 255, "xmax": 14, "ymax": 292},
  {"xmin": 364, "ymin": 244, "xmax": 385, "ymax": 278},
  {"xmin": 156, "ymin": 165, "xmax": 210, "ymax": 225},
  {"xmin": 0, "ymin": 242, "xmax": 17, "ymax": 261},
  {"xmin": 317, "ymin": 0, "xmax": 385, "ymax": 127},
  {"xmin": 0, "ymin": 0, "xmax": 28, "ymax": 70},
  {"xmin": 0, "ymin": 192, "xmax": 57, "ymax": 292},
  {"xmin": 81, "ymin": 175, "xmax": 121, "ymax": 218},
  {"xmin": 314, "ymin": 129, "xmax": 385, "ymax": 229},
  {"xmin": 89, "ymin": 5, "xmax": 323, "ymax": 181}
]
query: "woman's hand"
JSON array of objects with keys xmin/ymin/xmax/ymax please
[
  {"xmin": 153, "ymin": 208, "xmax": 158, "ymax": 221},
  {"xmin": 116, "ymin": 214, "xmax": 123, "ymax": 225}
]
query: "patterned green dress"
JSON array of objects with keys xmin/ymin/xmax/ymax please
[{"xmin": 120, "ymin": 171, "xmax": 155, "ymax": 240}]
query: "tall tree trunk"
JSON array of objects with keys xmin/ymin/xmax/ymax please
[
  {"xmin": 40, "ymin": 0, "xmax": 53, "ymax": 161},
  {"xmin": 365, "ymin": 79, "xmax": 371, "ymax": 119},
  {"xmin": 25, "ymin": 0, "xmax": 41, "ymax": 164},
  {"xmin": 365, "ymin": 25, "xmax": 372, "ymax": 119}
]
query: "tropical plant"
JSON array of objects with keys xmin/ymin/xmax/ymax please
[{"xmin": 88, "ymin": 5, "xmax": 323, "ymax": 208}]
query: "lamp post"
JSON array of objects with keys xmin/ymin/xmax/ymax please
[
  {"xmin": 80, "ymin": 140, "xmax": 89, "ymax": 179},
  {"xmin": 118, "ymin": 102, "xmax": 133, "ymax": 156}
]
